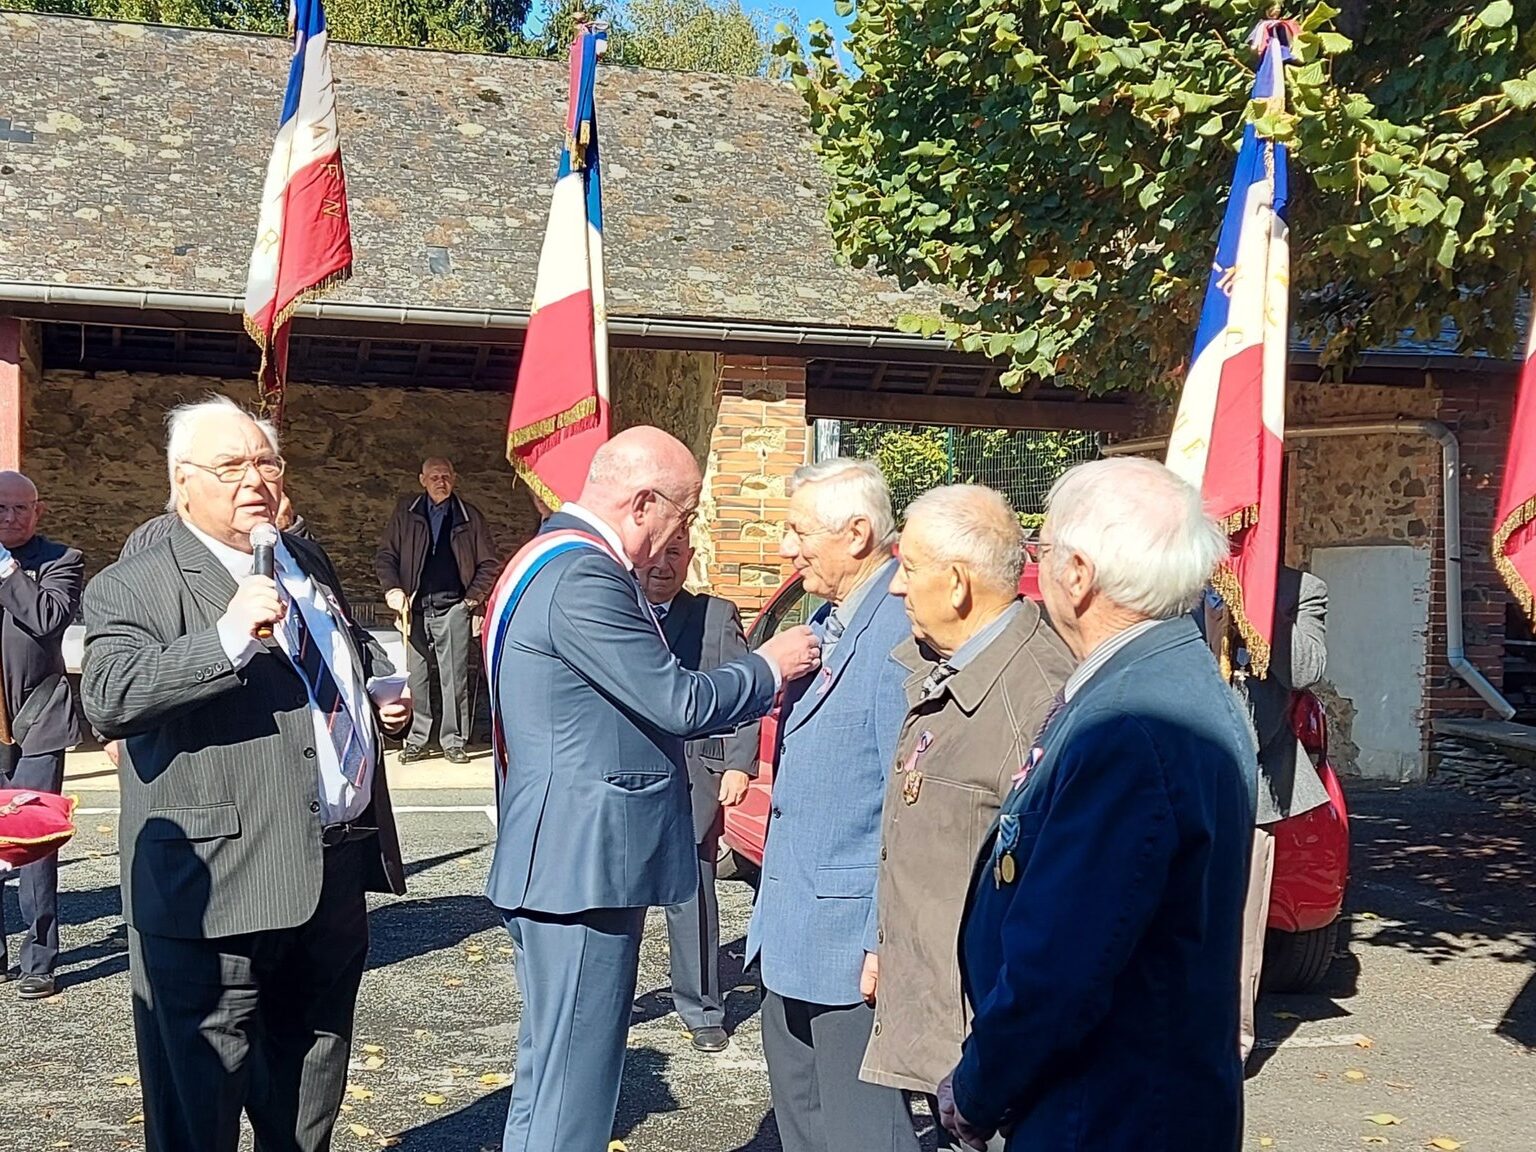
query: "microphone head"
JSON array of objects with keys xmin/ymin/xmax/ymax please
[{"xmin": 250, "ymin": 523, "xmax": 279, "ymax": 549}]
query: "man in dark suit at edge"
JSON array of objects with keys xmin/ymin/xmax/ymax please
[{"xmin": 639, "ymin": 529, "xmax": 761, "ymax": 1054}]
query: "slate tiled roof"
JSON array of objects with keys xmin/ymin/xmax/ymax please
[{"xmin": 0, "ymin": 12, "xmax": 948, "ymax": 331}]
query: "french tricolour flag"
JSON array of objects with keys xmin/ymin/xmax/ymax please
[
  {"xmin": 505, "ymin": 25, "xmax": 611, "ymax": 512},
  {"xmin": 1165, "ymin": 20, "xmax": 1293, "ymax": 679},
  {"xmin": 243, "ymin": 0, "xmax": 353, "ymax": 421}
]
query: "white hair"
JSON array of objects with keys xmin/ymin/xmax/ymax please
[
  {"xmin": 1045, "ymin": 457, "xmax": 1229, "ymax": 620},
  {"xmin": 788, "ymin": 458, "xmax": 898, "ymax": 548},
  {"xmin": 164, "ymin": 395, "xmax": 280, "ymax": 512},
  {"xmin": 904, "ymin": 484, "xmax": 1024, "ymax": 592}
]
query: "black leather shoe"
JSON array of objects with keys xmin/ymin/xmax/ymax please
[
  {"xmin": 397, "ymin": 746, "xmax": 431, "ymax": 764},
  {"xmin": 16, "ymin": 974, "xmax": 56, "ymax": 1000},
  {"xmin": 443, "ymin": 747, "xmax": 470, "ymax": 765},
  {"xmin": 690, "ymin": 1026, "xmax": 729, "ymax": 1053}
]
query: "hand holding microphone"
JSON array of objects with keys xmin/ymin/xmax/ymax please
[{"xmin": 222, "ymin": 523, "xmax": 285, "ymax": 641}]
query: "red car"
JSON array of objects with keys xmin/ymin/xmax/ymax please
[{"xmin": 721, "ymin": 571, "xmax": 1350, "ymax": 993}]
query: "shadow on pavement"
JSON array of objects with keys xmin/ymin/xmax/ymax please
[
  {"xmin": 632, "ymin": 934, "xmax": 763, "ymax": 1034},
  {"xmin": 398, "ymin": 1084, "xmax": 508, "ymax": 1148},
  {"xmin": 367, "ymin": 894, "xmax": 502, "ymax": 970}
]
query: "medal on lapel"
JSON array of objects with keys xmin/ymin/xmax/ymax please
[
  {"xmin": 899, "ymin": 730, "xmax": 933, "ymax": 805},
  {"xmin": 994, "ymin": 812, "xmax": 1021, "ymax": 887}
]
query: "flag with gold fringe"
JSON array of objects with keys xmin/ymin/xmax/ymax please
[
  {"xmin": 1495, "ymin": 310, "xmax": 1536, "ymax": 619},
  {"xmin": 242, "ymin": 0, "xmax": 354, "ymax": 422},
  {"xmin": 506, "ymin": 24, "xmax": 611, "ymax": 511},
  {"xmin": 1165, "ymin": 19, "xmax": 1294, "ymax": 678}
]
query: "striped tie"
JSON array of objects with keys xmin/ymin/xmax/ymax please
[
  {"xmin": 286, "ymin": 602, "xmax": 369, "ymax": 787},
  {"xmin": 1034, "ymin": 689, "xmax": 1067, "ymax": 743}
]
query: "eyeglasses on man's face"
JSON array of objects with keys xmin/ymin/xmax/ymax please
[
  {"xmin": 0, "ymin": 501, "xmax": 38, "ymax": 520},
  {"xmin": 653, "ymin": 489, "xmax": 699, "ymax": 530},
  {"xmin": 182, "ymin": 455, "xmax": 287, "ymax": 485},
  {"xmin": 1023, "ymin": 538, "xmax": 1054, "ymax": 564}
]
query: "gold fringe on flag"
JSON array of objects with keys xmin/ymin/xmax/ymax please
[
  {"xmin": 1493, "ymin": 495, "xmax": 1536, "ymax": 623},
  {"xmin": 244, "ymin": 266, "xmax": 354, "ymax": 420},
  {"xmin": 505, "ymin": 394, "xmax": 601, "ymax": 513},
  {"xmin": 1210, "ymin": 556, "xmax": 1272, "ymax": 681}
]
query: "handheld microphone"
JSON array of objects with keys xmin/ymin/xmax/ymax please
[{"xmin": 251, "ymin": 522, "xmax": 279, "ymax": 640}]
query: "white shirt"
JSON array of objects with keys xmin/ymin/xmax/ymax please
[
  {"xmin": 188, "ymin": 522, "xmax": 378, "ymax": 825},
  {"xmin": 1063, "ymin": 618, "xmax": 1163, "ymax": 702}
]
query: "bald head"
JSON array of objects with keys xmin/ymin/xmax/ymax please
[
  {"xmin": 577, "ymin": 426, "xmax": 703, "ymax": 569},
  {"xmin": 0, "ymin": 470, "xmax": 42, "ymax": 550},
  {"xmin": 419, "ymin": 457, "xmax": 457, "ymax": 503}
]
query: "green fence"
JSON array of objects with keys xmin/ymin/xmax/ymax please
[{"xmin": 831, "ymin": 423, "xmax": 1101, "ymax": 525}]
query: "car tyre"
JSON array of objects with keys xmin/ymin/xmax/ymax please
[{"xmin": 1262, "ymin": 919, "xmax": 1340, "ymax": 993}]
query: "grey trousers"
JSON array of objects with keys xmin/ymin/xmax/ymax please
[
  {"xmin": 664, "ymin": 834, "xmax": 723, "ymax": 1031},
  {"xmin": 502, "ymin": 906, "xmax": 647, "ymax": 1152},
  {"xmin": 127, "ymin": 840, "xmax": 370, "ymax": 1152},
  {"xmin": 760, "ymin": 990, "xmax": 921, "ymax": 1152},
  {"xmin": 0, "ymin": 750, "xmax": 67, "ymax": 976},
  {"xmin": 406, "ymin": 600, "xmax": 472, "ymax": 752}
]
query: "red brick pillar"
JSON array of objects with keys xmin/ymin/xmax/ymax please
[
  {"xmin": 702, "ymin": 357, "xmax": 809, "ymax": 623},
  {"xmin": 0, "ymin": 317, "xmax": 25, "ymax": 471}
]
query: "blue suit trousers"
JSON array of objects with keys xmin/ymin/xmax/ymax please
[{"xmin": 502, "ymin": 907, "xmax": 647, "ymax": 1152}]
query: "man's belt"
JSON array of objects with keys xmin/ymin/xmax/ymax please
[
  {"xmin": 321, "ymin": 821, "xmax": 377, "ymax": 848},
  {"xmin": 418, "ymin": 592, "xmax": 464, "ymax": 612}
]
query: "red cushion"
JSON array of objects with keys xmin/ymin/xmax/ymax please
[{"xmin": 0, "ymin": 789, "xmax": 77, "ymax": 869}]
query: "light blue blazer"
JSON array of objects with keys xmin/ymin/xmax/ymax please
[{"xmin": 745, "ymin": 558, "xmax": 911, "ymax": 1005}]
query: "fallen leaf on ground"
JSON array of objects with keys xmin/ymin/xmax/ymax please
[
  {"xmin": 1366, "ymin": 1114, "xmax": 1403, "ymax": 1126},
  {"xmin": 128, "ymin": 1115, "xmax": 144, "ymax": 1125},
  {"xmin": 348, "ymin": 1123, "xmax": 374, "ymax": 1139},
  {"xmin": 497, "ymin": 946, "xmax": 513, "ymax": 956},
  {"xmin": 1356, "ymin": 1037, "xmax": 1376, "ymax": 1049},
  {"xmin": 1259, "ymin": 1139, "xmax": 1275, "ymax": 1148},
  {"xmin": 361, "ymin": 1044, "xmax": 385, "ymax": 1055},
  {"xmin": 112, "ymin": 1076, "xmax": 138, "ymax": 1087},
  {"xmin": 346, "ymin": 1086, "xmax": 374, "ymax": 1101},
  {"xmin": 607, "ymin": 1143, "xmax": 628, "ymax": 1152},
  {"xmin": 339, "ymin": 1105, "xmax": 353, "ymax": 1114},
  {"xmin": 1386, "ymin": 1081, "xmax": 1415, "ymax": 1090},
  {"xmin": 443, "ymin": 978, "xmax": 464, "ymax": 988},
  {"xmin": 466, "ymin": 954, "xmax": 487, "ymax": 964},
  {"xmin": 1272, "ymin": 1011, "xmax": 1301, "ymax": 1020},
  {"xmin": 377, "ymin": 1138, "xmax": 401, "ymax": 1148},
  {"xmin": 479, "ymin": 1072, "xmax": 509, "ymax": 1088},
  {"xmin": 413, "ymin": 1029, "xmax": 432, "ymax": 1040},
  {"xmin": 421, "ymin": 1093, "xmax": 447, "ymax": 1106},
  {"xmin": 1345, "ymin": 1070, "xmax": 1368, "ymax": 1082},
  {"xmin": 96, "ymin": 825, "xmax": 113, "ymax": 834},
  {"xmin": 362, "ymin": 1056, "xmax": 386, "ymax": 1071},
  {"xmin": 1428, "ymin": 1140, "xmax": 1463, "ymax": 1150}
]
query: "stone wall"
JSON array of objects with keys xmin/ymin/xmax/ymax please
[{"xmin": 26, "ymin": 346, "xmax": 721, "ymax": 612}]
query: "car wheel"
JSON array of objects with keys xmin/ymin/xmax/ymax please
[
  {"xmin": 1262, "ymin": 920, "xmax": 1341, "ymax": 993},
  {"xmin": 715, "ymin": 841, "xmax": 760, "ymax": 885}
]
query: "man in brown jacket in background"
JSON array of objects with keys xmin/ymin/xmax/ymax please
[
  {"xmin": 375, "ymin": 458, "xmax": 498, "ymax": 764},
  {"xmin": 862, "ymin": 485, "xmax": 1073, "ymax": 1148}
]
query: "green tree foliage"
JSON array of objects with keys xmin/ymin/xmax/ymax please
[
  {"xmin": 16, "ymin": 0, "xmax": 531, "ymax": 49},
  {"xmin": 524, "ymin": 0, "xmax": 788, "ymax": 73},
  {"xmin": 779, "ymin": 0, "xmax": 1536, "ymax": 394}
]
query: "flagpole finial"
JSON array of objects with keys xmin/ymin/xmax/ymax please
[{"xmin": 1249, "ymin": 16, "xmax": 1299, "ymax": 57}]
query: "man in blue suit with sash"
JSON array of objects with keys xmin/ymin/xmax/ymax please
[
  {"xmin": 745, "ymin": 458, "xmax": 921, "ymax": 1152},
  {"xmin": 938, "ymin": 458, "xmax": 1255, "ymax": 1152},
  {"xmin": 483, "ymin": 427, "xmax": 820, "ymax": 1152}
]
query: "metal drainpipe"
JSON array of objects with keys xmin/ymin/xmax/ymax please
[{"xmin": 1104, "ymin": 420, "xmax": 1517, "ymax": 720}]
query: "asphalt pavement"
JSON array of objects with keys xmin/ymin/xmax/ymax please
[{"xmin": 1, "ymin": 779, "xmax": 1533, "ymax": 1151}]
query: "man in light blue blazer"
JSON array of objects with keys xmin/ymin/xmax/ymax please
[
  {"xmin": 486, "ymin": 427, "xmax": 820, "ymax": 1152},
  {"xmin": 745, "ymin": 458, "xmax": 921, "ymax": 1152}
]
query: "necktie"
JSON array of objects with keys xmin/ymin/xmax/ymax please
[
  {"xmin": 285, "ymin": 600, "xmax": 369, "ymax": 788},
  {"xmin": 1034, "ymin": 688, "xmax": 1067, "ymax": 743},
  {"xmin": 653, "ymin": 601, "xmax": 669, "ymax": 624},
  {"xmin": 920, "ymin": 661, "xmax": 958, "ymax": 700},
  {"xmin": 825, "ymin": 610, "xmax": 845, "ymax": 641}
]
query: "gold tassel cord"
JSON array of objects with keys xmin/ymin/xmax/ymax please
[
  {"xmin": 1493, "ymin": 497, "xmax": 1536, "ymax": 623},
  {"xmin": 1210, "ymin": 562, "xmax": 1273, "ymax": 680}
]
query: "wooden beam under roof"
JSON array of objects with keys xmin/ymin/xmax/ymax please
[
  {"xmin": 806, "ymin": 387, "xmax": 1142, "ymax": 434},
  {"xmin": 923, "ymin": 364, "xmax": 944, "ymax": 394}
]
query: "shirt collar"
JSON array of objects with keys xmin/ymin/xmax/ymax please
[
  {"xmin": 183, "ymin": 520, "xmax": 254, "ymax": 582},
  {"xmin": 1063, "ymin": 618, "xmax": 1162, "ymax": 701},
  {"xmin": 832, "ymin": 558, "xmax": 889, "ymax": 626},
  {"xmin": 559, "ymin": 503, "xmax": 633, "ymax": 571},
  {"xmin": 947, "ymin": 600, "xmax": 1023, "ymax": 673}
]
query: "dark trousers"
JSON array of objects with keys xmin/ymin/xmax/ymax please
[
  {"xmin": 406, "ymin": 600, "xmax": 472, "ymax": 752},
  {"xmin": 127, "ymin": 839, "xmax": 369, "ymax": 1152},
  {"xmin": 502, "ymin": 906, "xmax": 647, "ymax": 1152},
  {"xmin": 664, "ymin": 832, "xmax": 723, "ymax": 1031},
  {"xmin": 0, "ymin": 749, "xmax": 66, "ymax": 976},
  {"xmin": 761, "ymin": 990, "xmax": 921, "ymax": 1152}
]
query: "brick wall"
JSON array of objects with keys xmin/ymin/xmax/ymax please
[
  {"xmin": 701, "ymin": 356, "xmax": 809, "ymax": 621},
  {"xmin": 1429, "ymin": 374, "xmax": 1518, "ymax": 718}
]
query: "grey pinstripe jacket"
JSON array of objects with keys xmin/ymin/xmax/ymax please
[{"xmin": 81, "ymin": 521, "xmax": 406, "ymax": 939}]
